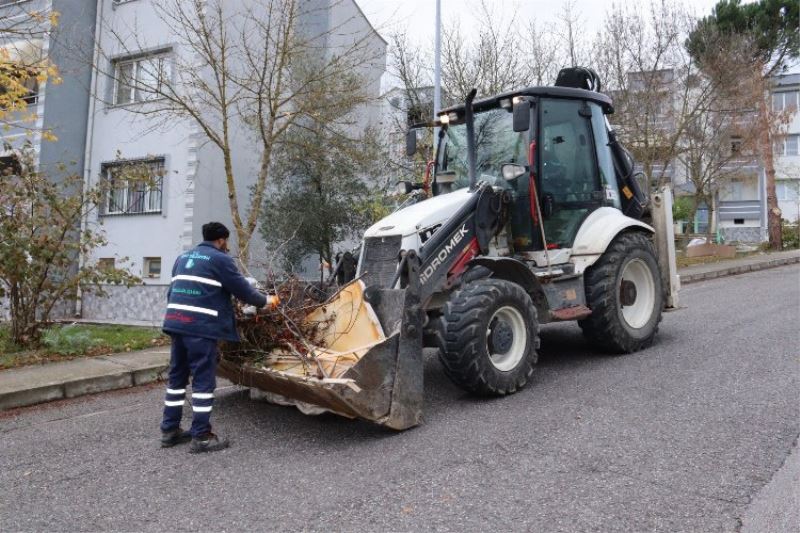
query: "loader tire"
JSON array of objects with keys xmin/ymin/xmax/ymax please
[
  {"xmin": 578, "ymin": 231, "xmax": 663, "ymax": 354},
  {"xmin": 437, "ymin": 279, "xmax": 539, "ymax": 396}
]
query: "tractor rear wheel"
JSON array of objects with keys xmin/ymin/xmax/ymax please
[
  {"xmin": 437, "ymin": 279, "xmax": 539, "ymax": 395},
  {"xmin": 579, "ymin": 231, "xmax": 663, "ymax": 353}
]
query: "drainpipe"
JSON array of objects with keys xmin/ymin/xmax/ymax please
[{"xmin": 75, "ymin": 0, "xmax": 105, "ymax": 318}]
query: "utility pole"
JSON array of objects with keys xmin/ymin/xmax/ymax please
[{"xmin": 434, "ymin": 0, "xmax": 441, "ymax": 125}]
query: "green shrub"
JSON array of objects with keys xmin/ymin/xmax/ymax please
[
  {"xmin": 782, "ymin": 220, "xmax": 799, "ymax": 250},
  {"xmin": 672, "ymin": 196, "xmax": 694, "ymax": 222},
  {"xmin": 41, "ymin": 326, "xmax": 103, "ymax": 356},
  {"xmin": 0, "ymin": 323, "xmax": 13, "ymax": 353}
]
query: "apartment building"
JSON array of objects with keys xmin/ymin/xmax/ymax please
[
  {"xmin": 0, "ymin": 0, "xmax": 98, "ymax": 321},
  {"xmin": 0, "ymin": 0, "xmax": 97, "ymax": 179},
  {"xmin": 79, "ymin": 0, "xmax": 386, "ymax": 324},
  {"xmin": 772, "ymin": 73, "xmax": 800, "ymax": 223},
  {"xmin": 611, "ymin": 68, "xmax": 773, "ymax": 243}
]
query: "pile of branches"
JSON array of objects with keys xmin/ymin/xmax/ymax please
[{"xmin": 219, "ymin": 277, "xmax": 334, "ymax": 375}]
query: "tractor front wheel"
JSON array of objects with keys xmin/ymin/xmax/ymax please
[
  {"xmin": 437, "ymin": 279, "xmax": 539, "ymax": 395},
  {"xmin": 579, "ymin": 231, "xmax": 663, "ymax": 353}
]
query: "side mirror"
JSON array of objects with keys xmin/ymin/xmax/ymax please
[
  {"xmin": 512, "ymin": 98, "xmax": 531, "ymax": 132},
  {"xmin": 396, "ymin": 180, "xmax": 415, "ymax": 195},
  {"xmin": 405, "ymin": 129, "xmax": 417, "ymax": 156},
  {"xmin": 633, "ymin": 171, "xmax": 650, "ymax": 200},
  {"xmin": 501, "ymin": 163, "xmax": 527, "ymax": 181}
]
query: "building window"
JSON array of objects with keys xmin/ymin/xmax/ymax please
[
  {"xmin": 730, "ymin": 136, "xmax": 742, "ymax": 154},
  {"xmin": 775, "ymin": 134, "xmax": 800, "ymax": 157},
  {"xmin": 787, "ymin": 135, "xmax": 800, "ymax": 156},
  {"xmin": 21, "ymin": 75, "xmax": 38, "ymax": 104},
  {"xmin": 0, "ymin": 155, "xmax": 20, "ymax": 175},
  {"xmin": 733, "ymin": 218, "xmax": 745, "ymax": 225},
  {"xmin": 0, "ymin": 51, "xmax": 41, "ymax": 106},
  {"xmin": 777, "ymin": 181, "xmax": 799, "ymax": 201},
  {"xmin": 112, "ymin": 51, "xmax": 171, "ymax": 105},
  {"xmin": 0, "ymin": 73, "xmax": 38, "ymax": 106},
  {"xmin": 98, "ymin": 258, "xmax": 115, "ymax": 270},
  {"xmin": 725, "ymin": 176, "xmax": 758, "ymax": 202},
  {"xmin": 772, "ymin": 90, "xmax": 799, "ymax": 112},
  {"xmin": 101, "ymin": 158, "xmax": 165, "ymax": 215},
  {"xmin": 143, "ymin": 257, "xmax": 161, "ymax": 278}
]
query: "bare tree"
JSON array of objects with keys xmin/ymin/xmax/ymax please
[
  {"xmin": 0, "ymin": 145, "xmax": 140, "ymax": 345},
  {"xmin": 754, "ymin": 61, "xmax": 792, "ymax": 249},
  {"xmin": 525, "ymin": 19, "xmax": 562, "ymax": 86},
  {"xmin": 385, "ymin": 31, "xmax": 434, "ymax": 180},
  {"xmin": 555, "ymin": 0, "xmax": 590, "ymax": 68},
  {"xmin": 593, "ymin": 1, "xmax": 702, "ymax": 189},
  {"xmin": 441, "ymin": 1, "xmax": 528, "ymax": 102},
  {"xmin": 98, "ymin": 0, "xmax": 381, "ymax": 266},
  {"xmin": 676, "ymin": 64, "xmax": 763, "ymax": 236}
]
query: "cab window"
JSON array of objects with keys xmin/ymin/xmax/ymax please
[{"xmin": 538, "ymin": 98, "xmax": 601, "ymax": 247}]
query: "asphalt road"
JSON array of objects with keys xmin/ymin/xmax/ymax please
[{"xmin": 1, "ymin": 265, "xmax": 798, "ymax": 532}]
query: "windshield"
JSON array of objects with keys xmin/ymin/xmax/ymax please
[{"xmin": 437, "ymin": 108, "xmax": 528, "ymax": 190}]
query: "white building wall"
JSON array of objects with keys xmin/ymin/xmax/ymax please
[
  {"xmin": 327, "ymin": 0, "xmax": 387, "ymax": 129},
  {"xmin": 82, "ymin": 0, "xmax": 386, "ymax": 322},
  {"xmin": 82, "ymin": 0, "xmax": 197, "ymax": 321},
  {"xmin": 773, "ymin": 75, "xmax": 800, "ymax": 223}
]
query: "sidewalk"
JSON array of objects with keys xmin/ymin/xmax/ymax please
[
  {"xmin": 0, "ymin": 347, "xmax": 169, "ymax": 411},
  {"xmin": 678, "ymin": 249, "xmax": 800, "ymax": 284},
  {"xmin": 1, "ymin": 250, "xmax": 798, "ymax": 412}
]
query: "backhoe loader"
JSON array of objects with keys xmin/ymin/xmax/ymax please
[{"xmin": 218, "ymin": 67, "xmax": 681, "ymax": 430}]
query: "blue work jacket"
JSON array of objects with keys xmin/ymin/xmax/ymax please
[{"xmin": 162, "ymin": 242, "xmax": 266, "ymax": 342}]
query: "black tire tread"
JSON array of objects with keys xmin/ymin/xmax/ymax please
[
  {"xmin": 436, "ymin": 278, "xmax": 539, "ymax": 396},
  {"xmin": 578, "ymin": 231, "xmax": 664, "ymax": 354}
]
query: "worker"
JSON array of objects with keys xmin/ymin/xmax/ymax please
[{"xmin": 160, "ymin": 222, "xmax": 267, "ymax": 453}]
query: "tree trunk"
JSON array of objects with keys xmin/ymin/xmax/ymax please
[
  {"xmin": 707, "ymin": 193, "xmax": 718, "ymax": 242},
  {"xmin": 9, "ymin": 282, "xmax": 39, "ymax": 347},
  {"xmin": 688, "ymin": 193, "xmax": 703, "ymax": 234},
  {"xmin": 759, "ymin": 97, "xmax": 782, "ymax": 250}
]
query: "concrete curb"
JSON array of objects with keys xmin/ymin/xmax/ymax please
[
  {"xmin": 679, "ymin": 255, "xmax": 800, "ymax": 284},
  {"xmin": 0, "ymin": 349, "xmax": 169, "ymax": 411}
]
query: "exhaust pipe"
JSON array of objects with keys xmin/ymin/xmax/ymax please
[{"xmin": 465, "ymin": 88, "xmax": 478, "ymax": 191}]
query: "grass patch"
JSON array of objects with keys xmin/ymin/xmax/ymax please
[{"xmin": 0, "ymin": 323, "xmax": 169, "ymax": 370}]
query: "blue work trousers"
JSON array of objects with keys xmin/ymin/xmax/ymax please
[{"xmin": 160, "ymin": 334, "xmax": 218, "ymax": 438}]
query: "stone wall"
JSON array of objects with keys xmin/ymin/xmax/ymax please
[
  {"xmin": 721, "ymin": 226, "xmax": 762, "ymax": 244},
  {"xmin": 1, "ymin": 286, "xmax": 166, "ymax": 326},
  {"xmin": 80, "ymin": 285, "xmax": 168, "ymax": 326},
  {"xmin": 0, "ymin": 294, "xmax": 9, "ymax": 322}
]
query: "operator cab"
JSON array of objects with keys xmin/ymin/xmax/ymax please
[
  {"xmin": 405, "ymin": 73, "xmax": 646, "ymax": 256},
  {"xmin": 438, "ymin": 87, "xmax": 619, "ymax": 253}
]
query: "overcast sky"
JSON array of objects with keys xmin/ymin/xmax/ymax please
[
  {"xmin": 357, "ymin": 0, "xmax": 723, "ymax": 41},
  {"xmin": 357, "ymin": 0, "xmax": 722, "ymax": 89},
  {"xmin": 355, "ymin": 0, "xmax": 797, "ymax": 90}
]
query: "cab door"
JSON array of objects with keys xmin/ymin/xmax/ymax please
[{"xmin": 536, "ymin": 98, "xmax": 610, "ymax": 249}]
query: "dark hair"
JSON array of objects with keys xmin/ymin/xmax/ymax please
[{"xmin": 202, "ymin": 222, "xmax": 230, "ymax": 241}]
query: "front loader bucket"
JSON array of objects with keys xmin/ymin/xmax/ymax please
[{"xmin": 218, "ymin": 273, "xmax": 425, "ymax": 430}]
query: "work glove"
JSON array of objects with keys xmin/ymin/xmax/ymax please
[{"xmin": 242, "ymin": 295, "xmax": 280, "ymax": 316}]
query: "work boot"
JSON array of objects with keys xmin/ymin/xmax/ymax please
[
  {"xmin": 160, "ymin": 428, "xmax": 192, "ymax": 448},
  {"xmin": 189, "ymin": 432, "xmax": 230, "ymax": 454}
]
